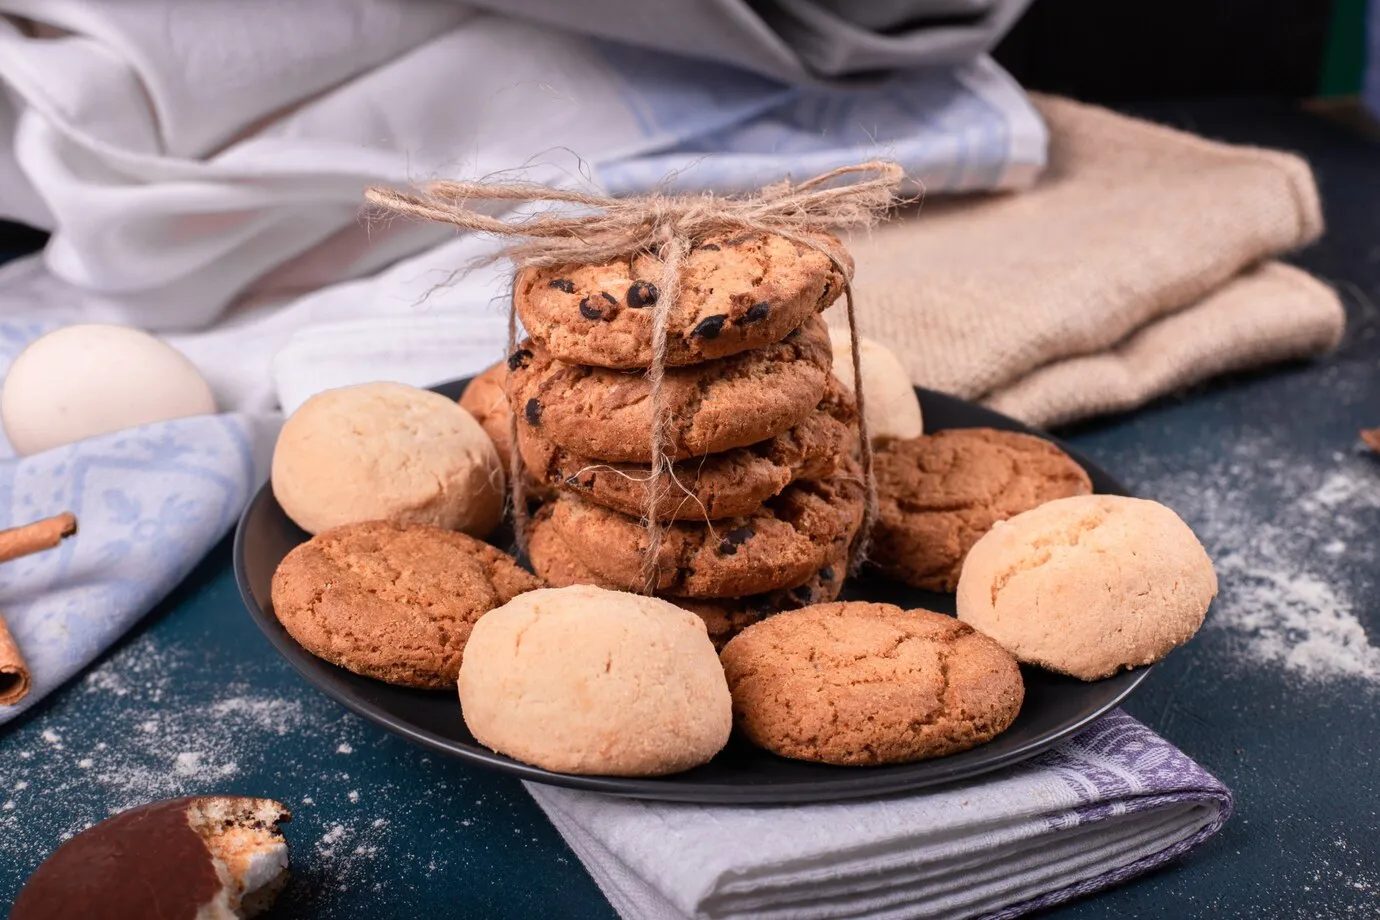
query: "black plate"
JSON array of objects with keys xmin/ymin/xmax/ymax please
[{"xmin": 234, "ymin": 381, "xmax": 1150, "ymax": 804}]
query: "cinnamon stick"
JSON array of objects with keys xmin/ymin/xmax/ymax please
[
  {"xmin": 0, "ymin": 512, "xmax": 78, "ymax": 705},
  {"xmin": 1363, "ymin": 428, "xmax": 1380, "ymax": 454},
  {"xmin": 0, "ymin": 618, "xmax": 31, "ymax": 706},
  {"xmin": 0, "ymin": 512, "xmax": 77, "ymax": 565}
]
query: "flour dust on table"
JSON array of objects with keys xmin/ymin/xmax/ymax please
[
  {"xmin": 0, "ymin": 631, "xmax": 512, "ymax": 910},
  {"xmin": 1118, "ymin": 429, "xmax": 1380, "ymax": 685}
]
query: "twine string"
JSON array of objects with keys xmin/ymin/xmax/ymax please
[{"xmin": 367, "ymin": 161, "xmax": 906, "ymax": 591}]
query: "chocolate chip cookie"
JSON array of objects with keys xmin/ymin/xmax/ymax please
[
  {"xmin": 527, "ymin": 511, "xmax": 846, "ymax": 647},
  {"xmin": 517, "ymin": 376, "xmax": 855, "ymax": 521},
  {"xmin": 458, "ymin": 361, "xmax": 556, "ymax": 502},
  {"xmin": 506, "ymin": 315, "xmax": 833, "ymax": 463},
  {"xmin": 872, "ymin": 428, "xmax": 1093, "ymax": 592},
  {"xmin": 458, "ymin": 360, "xmax": 512, "ymax": 468},
  {"xmin": 515, "ymin": 230, "xmax": 850, "ymax": 369},
  {"xmin": 271, "ymin": 520, "xmax": 543, "ymax": 689},
  {"xmin": 535, "ymin": 462, "xmax": 864, "ymax": 598},
  {"xmin": 720, "ymin": 602, "xmax": 1025, "ymax": 765}
]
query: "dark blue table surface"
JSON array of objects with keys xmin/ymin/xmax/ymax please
[{"xmin": 1, "ymin": 99, "xmax": 1377, "ymax": 919}]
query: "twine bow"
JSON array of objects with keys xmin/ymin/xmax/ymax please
[{"xmin": 366, "ymin": 161, "xmax": 907, "ymax": 592}]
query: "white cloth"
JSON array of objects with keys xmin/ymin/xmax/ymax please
[
  {"xmin": 0, "ymin": 1, "xmax": 1045, "ymax": 416},
  {"xmin": 527, "ymin": 711, "xmax": 1231, "ymax": 920}
]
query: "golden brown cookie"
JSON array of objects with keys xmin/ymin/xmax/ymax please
[
  {"xmin": 517, "ymin": 376, "xmax": 855, "ymax": 521},
  {"xmin": 871, "ymin": 428, "xmax": 1093, "ymax": 592},
  {"xmin": 526, "ymin": 510, "xmax": 846, "ymax": 648},
  {"xmin": 505, "ymin": 315, "xmax": 833, "ymax": 463},
  {"xmin": 458, "ymin": 361, "xmax": 512, "ymax": 468},
  {"xmin": 956, "ymin": 494, "xmax": 1217, "ymax": 681},
  {"xmin": 720, "ymin": 602, "xmax": 1024, "ymax": 766},
  {"xmin": 458, "ymin": 361, "xmax": 556, "ymax": 502},
  {"xmin": 515, "ymin": 230, "xmax": 850, "ymax": 369},
  {"xmin": 537, "ymin": 463, "xmax": 863, "ymax": 598},
  {"xmin": 271, "ymin": 520, "xmax": 542, "ymax": 689}
]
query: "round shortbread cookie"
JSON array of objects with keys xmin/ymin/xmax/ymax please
[
  {"xmin": 457, "ymin": 585, "xmax": 732, "ymax": 776},
  {"xmin": 956, "ymin": 494, "xmax": 1217, "ymax": 681},
  {"xmin": 272, "ymin": 381, "xmax": 505, "ymax": 537},
  {"xmin": 827, "ymin": 328, "xmax": 923, "ymax": 444},
  {"xmin": 504, "ymin": 315, "xmax": 833, "ymax": 463},
  {"xmin": 271, "ymin": 520, "xmax": 541, "ymax": 689},
  {"xmin": 871, "ymin": 428, "xmax": 1093, "ymax": 592},
  {"xmin": 515, "ymin": 230, "xmax": 850, "ymax": 369},
  {"xmin": 720, "ymin": 602, "xmax": 1024, "ymax": 765}
]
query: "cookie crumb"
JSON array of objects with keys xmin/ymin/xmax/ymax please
[{"xmin": 1362, "ymin": 428, "xmax": 1380, "ymax": 453}]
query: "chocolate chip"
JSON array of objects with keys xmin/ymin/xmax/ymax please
[
  {"xmin": 818, "ymin": 566, "xmax": 836, "ymax": 583},
  {"xmin": 507, "ymin": 347, "xmax": 533, "ymax": 370},
  {"xmin": 691, "ymin": 314, "xmax": 727, "ymax": 339},
  {"xmin": 696, "ymin": 243, "xmax": 721, "ymax": 252},
  {"xmin": 718, "ymin": 527, "xmax": 753, "ymax": 555},
  {"xmin": 524, "ymin": 398, "xmax": 542, "ymax": 427},
  {"xmin": 790, "ymin": 584, "xmax": 814, "ymax": 604},
  {"xmin": 564, "ymin": 475, "xmax": 581, "ymax": 487},
  {"xmin": 741, "ymin": 301, "xmax": 770, "ymax": 324},
  {"xmin": 626, "ymin": 281, "xmax": 658, "ymax": 308},
  {"xmin": 819, "ymin": 280, "xmax": 832, "ymax": 301},
  {"xmin": 721, "ymin": 232, "xmax": 756, "ymax": 247},
  {"xmin": 548, "ymin": 278, "xmax": 575, "ymax": 293},
  {"xmin": 579, "ymin": 293, "xmax": 617, "ymax": 321}
]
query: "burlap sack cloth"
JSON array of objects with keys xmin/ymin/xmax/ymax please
[{"xmin": 836, "ymin": 94, "xmax": 1345, "ymax": 429}]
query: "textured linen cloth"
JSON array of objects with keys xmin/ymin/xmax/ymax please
[
  {"xmin": 528, "ymin": 710, "xmax": 1232, "ymax": 920},
  {"xmin": 832, "ymin": 95, "xmax": 1345, "ymax": 428}
]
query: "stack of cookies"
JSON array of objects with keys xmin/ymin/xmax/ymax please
[{"xmin": 489, "ymin": 230, "xmax": 867, "ymax": 646}]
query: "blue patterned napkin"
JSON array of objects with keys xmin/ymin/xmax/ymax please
[
  {"xmin": 0, "ymin": 320, "xmax": 276, "ymax": 723},
  {"xmin": 528, "ymin": 710, "xmax": 1232, "ymax": 920}
]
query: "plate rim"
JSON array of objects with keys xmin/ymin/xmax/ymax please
[{"xmin": 233, "ymin": 383, "xmax": 1153, "ymax": 804}]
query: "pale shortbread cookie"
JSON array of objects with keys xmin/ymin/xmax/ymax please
[
  {"xmin": 272, "ymin": 382, "xmax": 504, "ymax": 537},
  {"xmin": 829, "ymin": 329, "xmax": 922, "ymax": 443},
  {"xmin": 956, "ymin": 494, "xmax": 1217, "ymax": 680},
  {"xmin": 457, "ymin": 585, "xmax": 732, "ymax": 776}
]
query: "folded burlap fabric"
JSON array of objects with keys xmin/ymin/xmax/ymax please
[{"xmin": 837, "ymin": 95, "xmax": 1345, "ymax": 428}]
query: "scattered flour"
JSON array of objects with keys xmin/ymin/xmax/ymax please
[
  {"xmin": 1125, "ymin": 435, "xmax": 1380, "ymax": 685},
  {"xmin": 0, "ymin": 634, "xmax": 392, "ymax": 892},
  {"xmin": 337, "ymin": 743, "xmax": 354, "ymax": 755}
]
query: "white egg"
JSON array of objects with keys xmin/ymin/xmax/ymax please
[
  {"xmin": 1, "ymin": 324, "xmax": 217, "ymax": 456},
  {"xmin": 829, "ymin": 328, "xmax": 924, "ymax": 443}
]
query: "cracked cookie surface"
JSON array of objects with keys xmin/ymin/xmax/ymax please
[
  {"xmin": 537, "ymin": 461, "xmax": 864, "ymax": 598},
  {"xmin": 526, "ymin": 511, "xmax": 846, "ymax": 648},
  {"xmin": 457, "ymin": 585, "xmax": 732, "ymax": 776},
  {"xmin": 720, "ymin": 602, "xmax": 1024, "ymax": 765},
  {"xmin": 515, "ymin": 230, "xmax": 849, "ymax": 369},
  {"xmin": 871, "ymin": 427, "xmax": 1093, "ymax": 592},
  {"xmin": 517, "ymin": 375, "xmax": 855, "ymax": 521},
  {"xmin": 956, "ymin": 494, "xmax": 1217, "ymax": 681},
  {"xmin": 505, "ymin": 314, "xmax": 833, "ymax": 463},
  {"xmin": 273, "ymin": 380, "xmax": 506, "ymax": 537},
  {"xmin": 270, "ymin": 520, "xmax": 542, "ymax": 689}
]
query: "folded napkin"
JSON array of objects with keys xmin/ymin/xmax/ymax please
[
  {"xmin": 834, "ymin": 94, "xmax": 1346, "ymax": 428},
  {"xmin": 528, "ymin": 710, "xmax": 1231, "ymax": 920}
]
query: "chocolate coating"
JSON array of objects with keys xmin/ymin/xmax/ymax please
[{"xmin": 11, "ymin": 796, "xmax": 285, "ymax": 920}]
